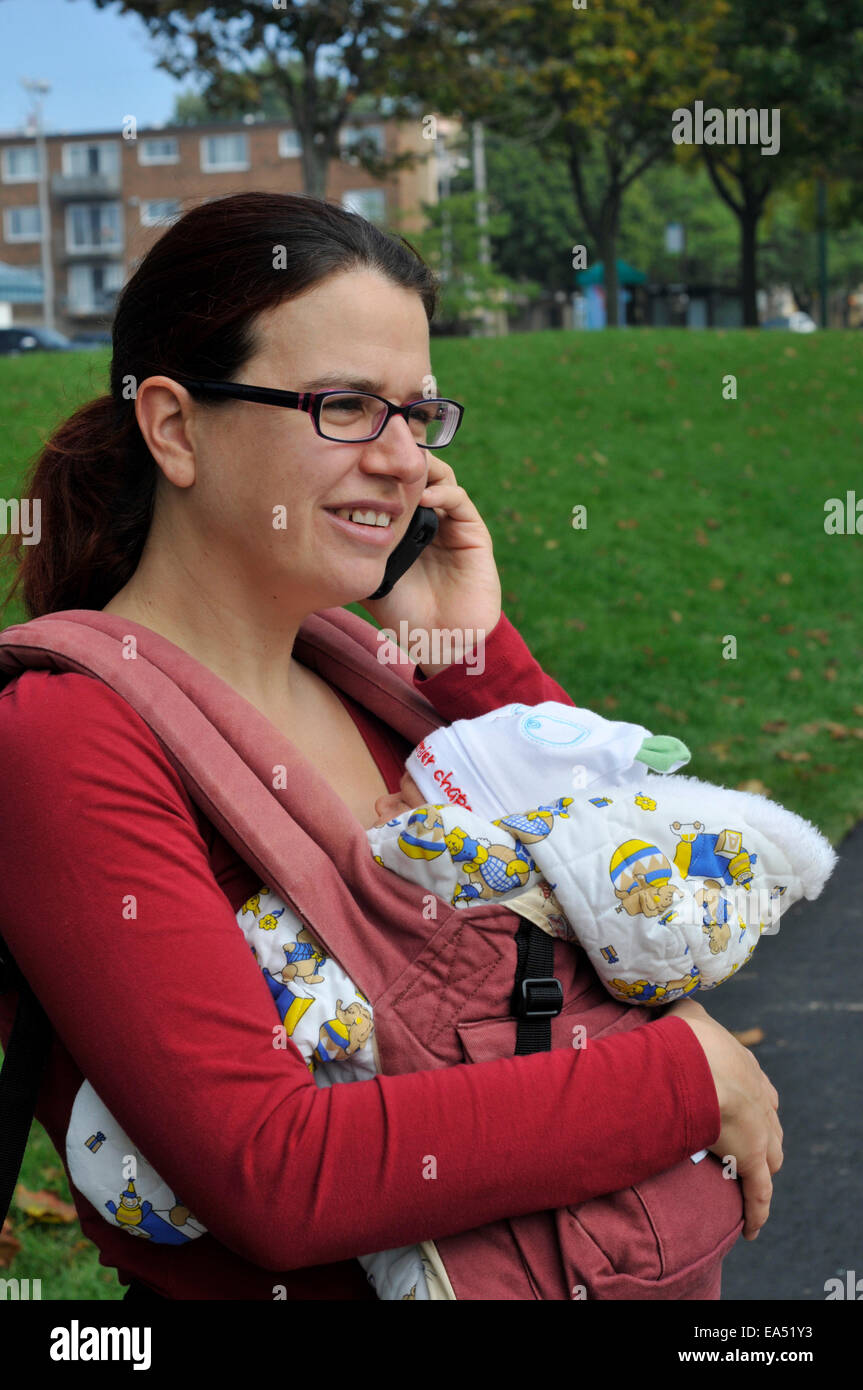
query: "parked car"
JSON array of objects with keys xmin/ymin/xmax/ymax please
[
  {"xmin": 0, "ymin": 326, "xmax": 92, "ymax": 356},
  {"xmin": 71, "ymin": 330, "xmax": 113, "ymax": 346},
  {"xmin": 761, "ymin": 312, "xmax": 817, "ymax": 332}
]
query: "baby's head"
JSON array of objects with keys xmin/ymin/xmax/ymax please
[{"xmin": 372, "ymin": 770, "xmax": 425, "ymax": 828}]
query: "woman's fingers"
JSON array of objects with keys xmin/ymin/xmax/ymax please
[{"xmin": 740, "ymin": 1155, "xmax": 774, "ymax": 1240}]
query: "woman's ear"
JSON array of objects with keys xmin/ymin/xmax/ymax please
[{"xmin": 134, "ymin": 377, "xmax": 199, "ymax": 489}]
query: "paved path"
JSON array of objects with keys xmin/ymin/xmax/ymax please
[{"xmin": 704, "ymin": 818, "xmax": 863, "ymax": 1301}]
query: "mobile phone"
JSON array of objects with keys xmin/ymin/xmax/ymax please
[{"xmin": 366, "ymin": 505, "xmax": 439, "ymax": 600}]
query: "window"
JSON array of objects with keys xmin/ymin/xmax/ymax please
[
  {"xmin": 4, "ymin": 206, "xmax": 42, "ymax": 242},
  {"xmin": 278, "ymin": 129, "xmax": 303, "ymax": 158},
  {"xmin": 66, "ymin": 202, "xmax": 123, "ymax": 252},
  {"xmin": 67, "ymin": 262, "xmax": 124, "ymax": 314},
  {"xmin": 340, "ymin": 125, "xmax": 385, "ymax": 157},
  {"xmin": 140, "ymin": 199, "xmax": 181, "ymax": 227},
  {"xmin": 2, "ymin": 145, "xmax": 41, "ymax": 182},
  {"xmin": 341, "ymin": 189, "xmax": 386, "ymax": 224},
  {"xmin": 200, "ymin": 133, "xmax": 249, "ymax": 172},
  {"xmin": 138, "ymin": 137, "xmax": 179, "ymax": 165},
  {"xmin": 62, "ymin": 142, "xmax": 120, "ymax": 177}
]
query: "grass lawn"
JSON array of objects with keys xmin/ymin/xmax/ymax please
[{"xmin": 1, "ymin": 328, "xmax": 861, "ymax": 1297}]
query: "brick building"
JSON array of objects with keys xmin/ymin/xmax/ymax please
[{"xmin": 0, "ymin": 114, "xmax": 441, "ymax": 335}]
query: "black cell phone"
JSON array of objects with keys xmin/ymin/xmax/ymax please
[{"xmin": 366, "ymin": 505, "xmax": 439, "ymax": 600}]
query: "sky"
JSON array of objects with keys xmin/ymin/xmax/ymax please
[{"xmin": 0, "ymin": 0, "xmax": 198, "ymax": 135}]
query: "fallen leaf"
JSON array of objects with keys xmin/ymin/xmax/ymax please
[
  {"xmin": 15, "ymin": 1186, "xmax": 77, "ymax": 1224},
  {"xmin": 708, "ymin": 577, "xmax": 725, "ymax": 591},
  {"xmin": 616, "ymin": 517, "xmax": 639, "ymax": 529},
  {"xmin": 708, "ymin": 742, "xmax": 730, "ymax": 762},
  {"xmin": 786, "ymin": 647, "xmax": 800, "ymax": 658},
  {"xmin": 0, "ymin": 1219, "xmax": 22, "ymax": 1269},
  {"xmin": 544, "ymin": 538, "xmax": 559, "ymax": 549},
  {"xmin": 776, "ymin": 573, "xmax": 793, "ymax": 585},
  {"xmin": 776, "ymin": 623, "xmax": 795, "ymax": 634},
  {"xmin": 737, "ymin": 778, "xmax": 770, "ymax": 795},
  {"xmin": 824, "ymin": 667, "xmax": 838, "ymax": 681},
  {"xmin": 777, "ymin": 750, "xmax": 811, "ymax": 762},
  {"xmin": 655, "ymin": 701, "xmax": 689, "ymax": 722},
  {"xmin": 787, "ymin": 668, "xmax": 802, "ymax": 681},
  {"xmin": 695, "ymin": 528, "xmax": 709, "ymax": 546},
  {"xmin": 762, "ymin": 719, "xmax": 789, "ymax": 733}
]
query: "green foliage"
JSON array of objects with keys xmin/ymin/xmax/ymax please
[{"xmin": 405, "ymin": 189, "xmax": 526, "ymax": 327}]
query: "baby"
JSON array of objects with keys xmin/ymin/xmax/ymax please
[
  {"xmin": 65, "ymin": 700, "xmax": 837, "ymax": 1301},
  {"xmin": 367, "ymin": 700, "xmax": 836, "ymax": 1004}
]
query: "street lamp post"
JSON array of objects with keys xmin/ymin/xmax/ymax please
[{"xmin": 21, "ymin": 78, "xmax": 55, "ymax": 332}]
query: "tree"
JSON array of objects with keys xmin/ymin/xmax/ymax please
[
  {"xmin": 406, "ymin": 187, "xmax": 523, "ymax": 330},
  {"xmin": 78, "ymin": 0, "xmax": 434, "ymax": 194},
  {"xmin": 691, "ymin": 0, "xmax": 863, "ymax": 324},
  {"xmin": 423, "ymin": 0, "xmax": 729, "ymax": 326}
]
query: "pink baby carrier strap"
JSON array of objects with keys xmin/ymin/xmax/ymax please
[{"xmin": 0, "ymin": 608, "xmax": 743, "ymax": 1299}]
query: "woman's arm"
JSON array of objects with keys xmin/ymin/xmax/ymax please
[
  {"xmin": 413, "ymin": 608, "xmax": 576, "ymax": 716},
  {"xmin": 0, "ymin": 672, "xmax": 719, "ymax": 1273}
]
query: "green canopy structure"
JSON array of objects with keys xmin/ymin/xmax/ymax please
[{"xmin": 575, "ymin": 259, "xmax": 647, "ymax": 287}]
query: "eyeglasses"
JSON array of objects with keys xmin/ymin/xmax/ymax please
[{"xmin": 170, "ymin": 377, "xmax": 465, "ymax": 448}]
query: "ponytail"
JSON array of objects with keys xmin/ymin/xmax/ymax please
[{"xmin": 0, "ymin": 393, "xmax": 154, "ymax": 620}]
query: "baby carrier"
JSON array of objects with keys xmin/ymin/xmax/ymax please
[{"xmin": 0, "ymin": 607, "xmax": 744, "ymax": 1298}]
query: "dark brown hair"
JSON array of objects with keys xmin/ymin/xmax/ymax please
[{"xmin": 0, "ymin": 192, "xmax": 438, "ymax": 619}]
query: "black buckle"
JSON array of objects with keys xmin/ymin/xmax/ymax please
[{"xmin": 516, "ymin": 977, "xmax": 564, "ymax": 1019}]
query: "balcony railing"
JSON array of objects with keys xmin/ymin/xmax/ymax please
[
  {"xmin": 50, "ymin": 170, "xmax": 122, "ymax": 199},
  {"xmin": 65, "ymin": 290, "xmax": 120, "ymax": 317}
]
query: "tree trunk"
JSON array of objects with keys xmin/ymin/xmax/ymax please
[
  {"xmin": 741, "ymin": 210, "xmax": 759, "ymax": 327},
  {"xmin": 604, "ymin": 242, "xmax": 620, "ymax": 327},
  {"xmin": 301, "ymin": 140, "xmax": 329, "ymax": 197},
  {"xmin": 600, "ymin": 202, "xmax": 621, "ymax": 327}
]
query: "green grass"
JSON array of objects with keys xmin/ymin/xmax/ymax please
[{"xmin": 1, "ymin": 330, "xmax": 861, "ymax": 1297}]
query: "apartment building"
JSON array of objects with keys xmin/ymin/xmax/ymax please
[{"xmin": 0, "ymin": 114, "xmax": 440, "ymax": 335}]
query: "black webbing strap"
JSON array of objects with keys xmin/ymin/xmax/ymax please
[
  {"xmin": 510, "ymin": 917, "xmax": 564, "ymax": 1054},
  {"xmin": 0, "ymin": 932, "xmax": 53, "ymax": 1228}
]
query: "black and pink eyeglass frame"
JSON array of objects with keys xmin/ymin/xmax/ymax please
[{"xmin": 169, "ymin": 377, "xmax": 465, "ymax": 448}]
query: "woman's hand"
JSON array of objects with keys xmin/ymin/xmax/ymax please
[
  {"xmin": 360, "ymin": 452, "xmax": 502, "ymax": 672},
  {"xmin": 663, "ymin": 997, "xmax": 783, "ymax": 1241}
]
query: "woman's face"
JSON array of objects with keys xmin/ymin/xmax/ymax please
[{"xmin": 170, "ymin": 267, "xmax": 433, "ymax": 613}]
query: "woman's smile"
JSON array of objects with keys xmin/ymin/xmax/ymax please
[{"xmin": 323, "ymin": 506, "xmax": 398, "ymax": 545}]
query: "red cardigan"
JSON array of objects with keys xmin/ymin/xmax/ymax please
[{"xmin": 0, "ymin": 610, "xmax": 720, "ymax": 1300}]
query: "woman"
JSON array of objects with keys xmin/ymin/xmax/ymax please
[{"xmin": 0, "ymin": 192, "xmax": 781, "ymax": 1300}]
